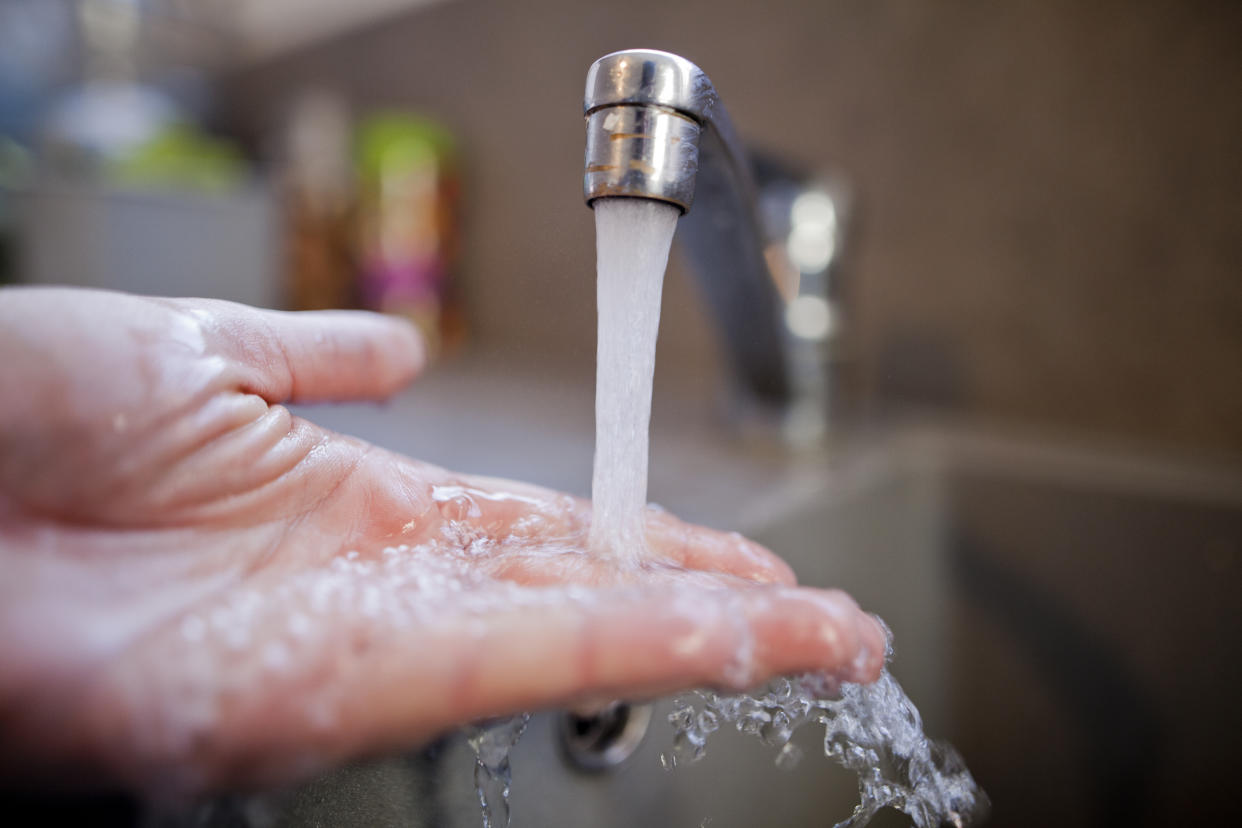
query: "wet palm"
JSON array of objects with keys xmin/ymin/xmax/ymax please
[{"xmin": 0, "ymin": 288, "xmax": 885, "ymax": 795}]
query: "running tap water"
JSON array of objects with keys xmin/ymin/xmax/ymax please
[
  {"xmin": 582, "ymin": 49, "xmax": 988, "ymax": 828},
  {"xmin": 587, "ymin": 199, "xmax": 679, "ymax": 560}
]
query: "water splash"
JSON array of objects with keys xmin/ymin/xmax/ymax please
[
  {"xmin": 662, "ymin": 671, "xmax": 988, "ymax": 827},
  {"xmin": 466, "ymin": 714, "xmax": 531, "ymax": 828}
]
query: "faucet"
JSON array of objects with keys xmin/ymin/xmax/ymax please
[{"xmin": 583, "ymin": 48, "xmax": 846, "ymax": 443}]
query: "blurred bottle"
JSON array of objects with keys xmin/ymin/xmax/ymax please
[
  {"xmin": 281, "ymin": 90, "xmax": 356, "ymax": 310},
  {"xmin": 39, "ymin": 0, "xmax": 179, "ymax": 178},
  {"xmin": 355, "ymin": 113, "xmax": 464, "ymax": 361}
]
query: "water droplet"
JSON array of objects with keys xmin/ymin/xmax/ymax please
[
  {"xmin": 467, "ymin": 714, "xmax": 530, "ymax": 828},
  {"xmin": 775, "ymin": 741, "xmax": 803, "ymax": 770}
]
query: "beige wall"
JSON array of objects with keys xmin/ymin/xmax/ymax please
[{"xmin": 222, "ymin": 0, "xmax": 1242, "ymax": 455}]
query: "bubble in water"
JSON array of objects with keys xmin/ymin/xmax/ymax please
[
  {"xmin": 760, "ymin": 709, "xmax": 794, "ymax": 747},
  {"xmin": 665, "ymin": 670, "xmax": 989, "ymax": 828}
]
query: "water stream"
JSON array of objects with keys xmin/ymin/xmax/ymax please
[
  {"xmin": 466, "ymin": 714, "xmax": 531, "ymax": 828},
  {"xmin": 587, "ymin": 198, "xmax": 680, "ymax": 560},
  {"xmin": 466, "ymin": 198, "xmax": 679, "ymax": 826}
]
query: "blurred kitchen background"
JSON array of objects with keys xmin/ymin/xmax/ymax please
[
  {"xmin": 3, "ymin": 1, "xmax": 1241, "ymax": 827},
  {"xmin": 2, "ymin": 0, "xmax": 1239, "ymax": 457}
]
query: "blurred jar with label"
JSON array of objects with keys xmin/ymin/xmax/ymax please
[{"xmin": 355, "ymin": 113, "xmax": 464, "ymax": 362}]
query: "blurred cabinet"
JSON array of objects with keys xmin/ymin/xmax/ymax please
[{"xmin": 9, "ymin": 182, "xmax": 280, "ymax": 307}]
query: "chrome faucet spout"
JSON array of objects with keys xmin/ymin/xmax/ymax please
[
  {"xmin": 583, "ymin": 48, "xmax": 744, "ymax": 213},
  {"xmin": 583, "ymin": 48, "xmax": 791, "ymax": 406}
]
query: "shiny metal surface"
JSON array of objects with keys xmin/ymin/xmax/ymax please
[
  {"xmin": 583, "ymin": 49, "xmax": 716, "ymax": 120},
  {"xmin": 583, "ymin": 105, "xmax": 700, "ymax": 211},
  {"xmin": 582, "ymin": 51, "xmax": 855, "ymax": 424},
  {"xmin": 582, "ymin": 49, "xmax": 719, "ymax": 212},
  {"xmin": 582, "ymin": 48, "xmax": 792, "ymax": 406},
  {"xmin": 756, "ymin": 172, "xmax": 852, "ymax": 447},
  {"xmin": 556, "ymin": 703, "xmax": 654, "ymax": 772},
  {"xmin": 581, "ymin": 49, "xmax": 752, "ymax": 218}
]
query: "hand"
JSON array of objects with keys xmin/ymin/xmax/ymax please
[{"xmin": 0, "ymin": 287, "xmax": 885, "ymax": 796}]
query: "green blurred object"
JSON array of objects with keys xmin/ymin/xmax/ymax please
[
  {"xmin": 356, "ymin": 113, "xmax": 456, "ymax": 178},
  {"xmin": 355, "ymin": 112, "xmax": 464, "ymax": 360},
  {"xmin": 0, "ymin": 137, "xmax": 33, "ymax": 189},
  {"xmin": 0, "ymin": 136, "xmax": 34, "ymax": 285},
  {"xmin": 107, "ymin": 124, "xmax": 247, "ymax": 194}
]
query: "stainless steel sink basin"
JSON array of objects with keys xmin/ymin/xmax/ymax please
[
  {"xmin": 154, "ymin": 372, "xmax": 1242, "ymax": 828},
  {"xmin": 744, "ymin": 430, "xmax": 1242, "ymax": 827}
]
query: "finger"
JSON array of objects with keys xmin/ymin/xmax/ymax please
[
  {"xmin": 90, "ymin": 580, "xmax": 884, "ymax": 793},
  {"xmin": 644, "ymin": 510, "xmax": 798, "ymax": 586},
  {"xmin": 186, "ymin": 299, "xmax": 425, "ymax": 404},
  {"xmin": 566, "ymin": 585, "xmax": 888, "ymax": 695},
  {"xmin": 323, "ymin": 585, "xmax": 882, "ymax": 778}
]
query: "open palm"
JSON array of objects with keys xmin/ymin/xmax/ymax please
[{"xmin": 0, "ymin": 288, "xmax": 884, "ymax": 796}]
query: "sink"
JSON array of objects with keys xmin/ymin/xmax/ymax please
[
  {"xmin": 151, "ymin": 369, "xmax": 1242, "ymax": 828},
  {"xmin": 743, "ymin": 429, "xmax": 1242, "ymax": 827}
]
